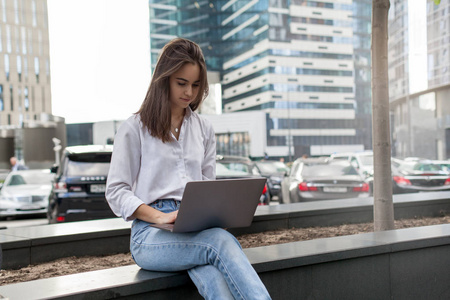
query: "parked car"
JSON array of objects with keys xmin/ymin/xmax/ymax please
[
  {"xmin": 280, "ymin": 157, "xmax": 370, "ymax": 203},
  {"xmin": 391, "ymin": 160, "xmax": 450, "ymax": 194},
  {"xmin": 330, "ymin": 151, "xmax": 374, "ymax": 178},
  {"xmin": 47, "ymin": 145, "xmax": 116, "ymax": 223},
  {"xmin": 0, "ymin": 169, "xmax": 11, "ymax": 189},
  {"xmin": 429, "ymin": 160, "xmax": 450, "ymax": 173},
  {"xmin": 255, "ymin": 160, "xmax": 289, "ymax": 201},
  {"xmin": 216, "ymin": 155, "xmax": 270, "ymax": 205},
  {"xmin": 0, "ymin": 169, "xmax": 55, "ymax": 218}
]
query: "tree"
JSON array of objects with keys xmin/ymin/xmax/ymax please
[{"xmin": 371, "ymin": 0, "xmax": 394, "ymax": 231}]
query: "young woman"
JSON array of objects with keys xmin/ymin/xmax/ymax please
[{"xmin": 106, "ymin": 38, "xmax": 271, "ymax": 300}]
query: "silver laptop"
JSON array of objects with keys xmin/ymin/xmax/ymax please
[{"xmin": 151, "ymin": 177, "xmax": 267, "ymax": 233}]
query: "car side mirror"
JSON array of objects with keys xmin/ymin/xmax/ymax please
[{"xmin": 50, "ymin": 165, "xmax": 59, "ymax": 173}]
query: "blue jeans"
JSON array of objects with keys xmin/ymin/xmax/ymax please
[{"xmin": 130, "ymin": 199, "xmax": 271, "ymax": 300}]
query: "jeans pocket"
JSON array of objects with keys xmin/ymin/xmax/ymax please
[{"xmin": 131, "ymin": 219, "xmax": 140, "ymax": 228}]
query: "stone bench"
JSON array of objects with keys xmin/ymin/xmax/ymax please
[
  {"xmin": 1, "ymin": 191, "xmax": 450, "ymax": 270},
  {"xmin": 0, "ymin": 224, "xmax": 449, "ymax": 299}
]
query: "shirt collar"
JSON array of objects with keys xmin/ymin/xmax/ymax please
[{"xmin": 185, "ymin": 106, "xmax": 193, "ymax": 120}]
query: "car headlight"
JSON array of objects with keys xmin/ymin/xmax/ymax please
[{"xmin": 0, "ymin": 195, "xmax": 15, "ymax": 202}]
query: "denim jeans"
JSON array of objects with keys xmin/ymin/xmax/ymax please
[{"xmin": 130, "ymin": 199, "xmax": 271, "ymax": 300}]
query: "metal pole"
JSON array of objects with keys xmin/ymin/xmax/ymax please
[{"xmin": 288, "ymin": 91, "xmax": 292, "ymax": 162}]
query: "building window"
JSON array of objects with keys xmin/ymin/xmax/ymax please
[
  {"xmin": 216, "ymin": 132, "xmax": 250, "ymax": 157},
  {"xmin": 9, "ymin": 85, "xmax": 13, "ymax": 111},
  {"xmin": 0, "ymin": 84, "xmax": 3, "ymax": 111},
  {"xmin": 17, "ymin": 55, "xmax": 22, "ymax": 82},
  {"xmin": 32, "ymin": 0, "xmax": 37, "ymax": 27},
  {"xmin": 2, "ymin": 0, "xmax": 6, "ymax": 22},
  {"xmin": 4, "ymin": 54, "xmax": 9, "ymax": 80},
  {"xmin": 24, "ymin": 87, "xmax": 29, "ymax": 111},
  {"xmin": 34, "ymin": 57, "xmax": 39, "ymax": 83},
  {"xmin": 14, "ymin": 0, "xmax": 19, "ymax": 24}
]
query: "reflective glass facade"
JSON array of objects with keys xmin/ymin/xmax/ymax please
[
  {"xmin": 149, "ymin": 0, "xmax": 373, "ymax": 158},
  {"xmin": 427, "ymin": 0, "xmax": 450, "ymax": 88},
  {"xmin": 0, "ymin": 0, "xmax": 51, "ymax": 126}
]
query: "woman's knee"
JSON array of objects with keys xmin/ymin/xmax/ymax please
[{"xmin": 200, "ymin": 228, "xmax": 242, "ymax": 250}]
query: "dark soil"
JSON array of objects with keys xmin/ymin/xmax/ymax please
[{"xmin": 1, "ymin": 215, "xmax": 449, "ymax": 285}]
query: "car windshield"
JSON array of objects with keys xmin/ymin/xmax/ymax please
[
  {"xmin": 216, "ymin": 162, "xmax": 257, "ymax": 176},
  {"xmin": 401, "ymin": 162, "xmax": 442, "ymax": 172},
  {"xmin": 301, "ymin": 163, "xmax": 359, "ymax": 177},
  {"xmin": 7, "ymin": 172, "xmax": 55, "ymax": 186},
  {"xmin": 256, "ymin": 161, "xmax": 289, "ymax": 173},
  {"xmin": 432, "ymin": 163, "xmax": 450, "ymax": 172},
  {"xmin": 66, "ymin": 153, "xmax": 111, "ymax": 176},
  {"xmin": 359, "ymin": 155, "xmax": 373, "ymax": 166}
]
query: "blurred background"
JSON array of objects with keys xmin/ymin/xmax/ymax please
[{"xmin": 1, "ymin": 0, "xmax": 450, "ymax": 225}]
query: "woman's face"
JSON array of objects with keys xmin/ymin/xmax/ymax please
[{"xmin": 169, "ymin": 62, "xmax": 201, "ymax": 113}]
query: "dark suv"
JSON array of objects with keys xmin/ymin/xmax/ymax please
[{"xmin": 47, "ymin": 145, "xmax": 116, "ymax": 223}]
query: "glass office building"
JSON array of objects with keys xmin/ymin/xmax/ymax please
[
  {"xmin": 388, "ymin": 0, "xmax": 450, "ymax": 159},
  {"xmin": 149, "ymin": 0, "xmax": 372, "ymax": 158}
]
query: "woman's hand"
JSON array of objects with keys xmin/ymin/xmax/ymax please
[
  {"xmin": 132, "ymin": 204, "xmax": 178, "ymax": 224},
  {"xmin": 156, "ymin": 210, "xmax": 178, "ymax": 224}
]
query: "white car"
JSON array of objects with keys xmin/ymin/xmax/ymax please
[
  {"xmin": 0, "ymin": 169, "xmax": 55, "ymax": 218},
  {"xmin": 330, "ymin": 151, "xmax": 374, "ymax": 178}
]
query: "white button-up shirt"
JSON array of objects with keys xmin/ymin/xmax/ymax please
[{"xmin": 106, "ymin": 108, "xmax": 216, "ymax": 221}]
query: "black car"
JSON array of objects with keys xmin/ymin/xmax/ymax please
[
  {"xmin": 47, "ymin": 145, "xmax": 116, "ymax": 223},
  {"xmin": 216, "ymin": 155, "xmax": 270, "ymax": 205},
  {"xmin": 254, "ymin": 160, "xmax": 289, "ymax": 201}
]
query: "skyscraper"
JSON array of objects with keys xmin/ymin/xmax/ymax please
[
  {"xmin": 427, "ymin": 0, "xmax": 450, "ymax": 89},
  {"xmin": 149, "ymin": 0, "xmax": 372, "ymax": 159},
  {"xmin": 388, "ymin": 0, "xmax": 450, "ymax": 159},
  {"xmin": 0, "ymin": 0, "xmax": 52, "ymax": 126},
  {"xmin": 427, "ymin": 0, "xmax": 450, "ymax": 159}
]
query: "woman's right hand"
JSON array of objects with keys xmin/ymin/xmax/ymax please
[{"xmin": 132, "ymin": 204, "xmax": 178, "ymax": 224}]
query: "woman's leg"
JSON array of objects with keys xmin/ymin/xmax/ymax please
[
  {"xmin": 131, "ymin": 203, "xmax": 271, "ymax": 299},
  {"xmin": 188, "ymin": 264, "xmax": 234, "ymax": 300}
]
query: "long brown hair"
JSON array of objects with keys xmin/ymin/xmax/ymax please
[{"xmin": 137, "ymin": 38, "xmax": 209, "ymax": 142}]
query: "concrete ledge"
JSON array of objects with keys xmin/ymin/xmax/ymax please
[
  {"xmin": 0, "ymin": 219, "xmax": 131, "ymax": 269},
  {"xmin": 1, "ymin": 191, "xmax": 450, "ymax": 269},
  {"xmin": 0, "ymin": 224, "xmax": 449, "ymax": 300}
]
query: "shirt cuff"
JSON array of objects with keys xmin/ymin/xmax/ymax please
[{"xmin": 122, "ymin": 196, "xmax": 145, "ymax": 222}]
